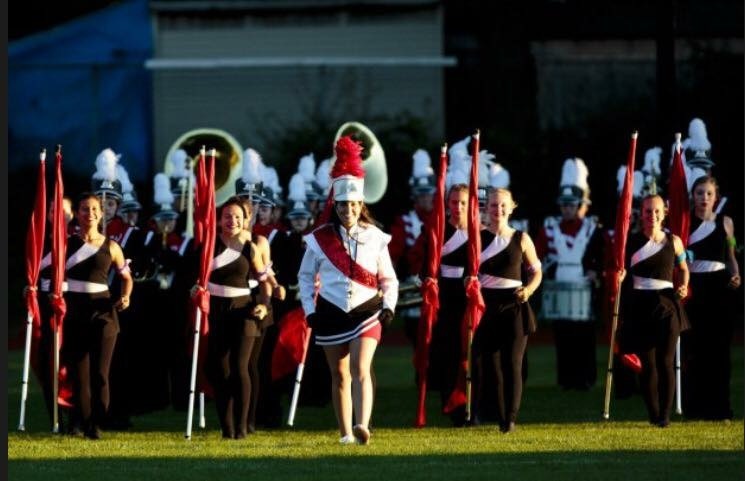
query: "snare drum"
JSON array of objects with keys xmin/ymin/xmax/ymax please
[{"xmin": 539, "ymin": 280, "xmax": 593, "ymax": 321}]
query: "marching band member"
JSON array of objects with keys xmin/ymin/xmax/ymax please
[
  {"xmin": 62, "ymin": 192, "xmax": 133, "ymax": 439},
  {"xmin": 195, "ymin": 196, "xmax": 272, "ymax": 439},
  {"xmin": 298, "ymin": 136, "xmax": 398, "ymax": 445},
  {"xmin": 131, "ymin": 174, "xmax": 191, "ymax": 414},
  {"xmin": 682, "ymin": 172, "xmax": 739, "ymax": 421},
  {"xmin": 618, "ymin": 194, "xmax": 689, "ymax": 427},
  {"xmin": 427, "ymin": 146, "xmax": 471, "ymax": 426},
  {"xmin": 474, "ymin": 188, "xmax": 541, "ymax": 433},
  {"xmin": 535, "ymin": 158, "xmax": 604, "ymax": 390},
  {"xmin": 168, "ymin": 148, "xmax": 195, "ymax": 236},
  {"xmin": 91, "ymin": 151, "xmax": 144, "ymax": 429},
  {"xmin": 389, "ymin": 148, "xmax": 435, "ymax": 346},
  {"xmin": 280, "ymin": 173, "xmax": 331, "ymax": 407}
]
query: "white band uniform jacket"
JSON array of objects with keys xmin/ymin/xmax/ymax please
[{"xmin": 298, "ymin": 222, "xmax": 399, "ymax": 317}]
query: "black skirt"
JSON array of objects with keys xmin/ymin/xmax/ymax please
[
  {"xmin": 619, "ymin": 288, "xmax": 689, "ymax": 353},
  {"xmin": 474, "ymin": 288, "xmax": 537, "ymax": 355},
  {"xmin": 313, "ymin": 294, "xmax": 382, "ymax": 345}
]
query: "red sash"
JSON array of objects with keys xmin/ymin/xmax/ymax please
[{"xmin": 313, "ymin": 224, "xmax": 378, "ymax": 289}]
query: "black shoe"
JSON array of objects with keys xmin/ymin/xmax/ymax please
[
  {"xmin": 84, "ymin": 425, "xmax": 102, "ymax": 440},
  {"xmin": 657, "ymin": 418, "xmax": 670, "ymax": 428},
  {"xmin": 500, "ymin": 421, "xmax": 516, "ymax": 433},
  {"xmin": 235, "ymin": 430, "xmax": 247, "ymax": 439},
  {"xmin": 67, "ymin": 424, "xmax": 84, "ymax": 437}
]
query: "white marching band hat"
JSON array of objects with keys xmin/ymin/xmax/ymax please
[
  {"xmin": 557, "ymin": 157, "xmax": 590, "ymax": 205},
  {"xmin": 331, "ymin": 136, "xmax": 366, "ymax": 202},
  {"xmin": 409, "ymin": 149, "xmax": 436, "ymax": 195},
  {"xmin": 92, "ymin": 148, "xmax": 123, "ymax": 201},
  {"xmin": 152, "ymin": 173, "xmax": 179, "ymax": 221}
]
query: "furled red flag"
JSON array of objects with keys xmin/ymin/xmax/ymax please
[
  {"xmin": 50, "ymin": 147, "xmax": 73, "ymax": 407},
  {"xmin": 612, "ymin": 132, "xmax": 637, "ymax": 293},
  {"xmin": 413, "ymin": 144, "xmax": 447, "ymax": 427},
  {"xmin": 271, "ymin": 307, "xmax": 311, "ymax": 381},
  {"xmin": 26, "ymin": 150, "xmax": 46, "ymax": 340},
  {"xmin": 192, "ymin": 150, "xmax": 216, "ymax": 336},
  {"xmin": 445, "ymin": 132, "xmax": 486, "ymax": 414},
  {"xmin": 611, "ymin": 132, "xmax": 641, "ymax": 373},
  {"xmin": 194, "ymin": 148, "xmax": 208, "ymax": 247},
  {"xmin": 668, "ymin": 134, "xmax": 690, "ymax": 248}
]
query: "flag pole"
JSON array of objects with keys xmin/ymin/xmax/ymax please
[
  {"xmin": 19, "ymin": 149, "xmax": 47, "ymax": 431},
  {"xmin": 51, "ymin": 145, "xmax": 63, "ymax": 434},
  {"xmin": 672, "ymin": 133, "xmax": 684, "ymax": 416},
  {"xmin": 465, "ymin": 130, "xmax": 480, "ymax": 423},
  {"xmin": 287, "ymin": 327, "xmax": 313, "ymax": 427},
  {"xmin": 602, "ymin": 131, "xmax": 638, "ymax": 420},
  {"xmin": 185, "ymin": 307, "xmax": 202, "ymax": 439},
  {"xmin": 18, "ymin": 310, "xmax": 35, "ymax": 431}
]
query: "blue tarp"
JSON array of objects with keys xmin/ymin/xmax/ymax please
[{"xmin": 9, "ymin": 0, "xmax": 153, "ymax": 181}]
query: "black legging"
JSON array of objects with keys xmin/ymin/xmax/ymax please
[
  {"xmin": 207, "ymin": 318, "xmax": 260, "ymax": 438},
  {"xmin": 66, "ymin": 332, "xmax": 117, "ymax": 430},
  {"xmin": 637, "ymin": 328, "xmax": 678, "ymax": 424},
  {"xmin": 475, "ymin": 322, "xmax": 528, "ymax": 425}
]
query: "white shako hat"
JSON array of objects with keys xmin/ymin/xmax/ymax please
[
  {"xmin": 616, "ymin": 165, "xmax": 645, "ymax": 202},
  {"xmin": 409, "ymin": 149, "xmax": 436, "ymax": 195},
  {"xmin": 298, "ymin": 153, "xmax": 322, "ymax": 201},
  {"xmin": 152, "ymin": 173, "xmax": 179, "ymax": 221},
  {"xmin": 331, "ymin": 136, "xmax": 365, "ymax": 202},
  {"xmin": 315, "ymin": 158, "xmax": 332, "ymax": 197},
  {"xmin": 168, "ymin": 148, "xmax": 195, "ymax": 196},
  {"xmin": 92, "ymin": 148, "xmax": 123, "ymax": 201},
  {"xmin": 235, "ymin": 147, "xmax": 264, "ymax": 201},
  {"xmin": 117, "ymin": 163, "xmax": 142, "ymax": 213},
  {"xmin": 682, "ymin": 117, "xmax": 713, "ymax": 170},
  {"xmin": 557, "ymin": 157, "xmax": 590, "ymax": 205},
  {"xmin": 445, "ymin": 136, "xmax": 471, "ymax": 192},
  {"xmin": 286, "ymin": 173, "xmax": 312, "ymax": 218},
  {"xmin": 488, "ymin": 163, "xmax": 511, "ymax": 189},
  {"xmin": 477, "ymin": 150, "xmax": 496, "ymax": 206},
  {"xmin": 262, "ymin": 164, "xmax": 284, "ymax": 206},
  {"xmin": 641, "ymin": 146, "xmax": 663, "ymax": 197}
]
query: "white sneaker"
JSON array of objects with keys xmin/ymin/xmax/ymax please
[
  {"xmin": 353, "ymin": 424, "xmax": 370, "ymax": 445},
  {"xmin": 339, "ymin": 434, "xmax": 356, "ymax": 445}
]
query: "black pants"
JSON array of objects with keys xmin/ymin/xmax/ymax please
[
  {"xmin": 207, "ymin": 312, "xmax": 260, "ymax": 438},
  {"xmin": 553, "ymin": 320, "xmax": 597, "ymax": 389}
]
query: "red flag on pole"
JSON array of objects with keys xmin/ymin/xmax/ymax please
[
  {"xmin": 50, "ymin": 146, "xmax": 73, "ymax": 408},
  {"xmin": 193, "ymin": 150, "xmax": 216, "ymax": 335},
  {"xmin": 603, "ymin": 132, "xmax": 639, "ymax": 418},
  {"xmin": 445, "ymin": 132, "xmax": 486, "ymax": 414},
  {"xmin": 271, "ymin": 307, "xmax": 311, "ymax": 381},
  {"xmin": 612, "ymin": 133, "xmax": 637, "ymax": 295},
  {"xmin": 668, "ymin": 134, "xmax": 690, "ymax": 248},
  {"xmin": 413, "ymin": 144, "xmax": 447, "ymax": 427},
  {"xmin": 25, "ymin": 150, "xmax": 46, "ymax": 336},
  {"xmin": 50, "ymin": 147, "xmax": 67, "ymax": 340}
]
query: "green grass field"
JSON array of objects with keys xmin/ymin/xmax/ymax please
[{"xmin": 8, "ymin": 337, "xmax": 744, "ymax": 481}]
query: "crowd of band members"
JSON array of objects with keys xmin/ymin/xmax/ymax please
[{"xmin": 26, "ymin": 119, "xmax": 740, "ymax": 441}]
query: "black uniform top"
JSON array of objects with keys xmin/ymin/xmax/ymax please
[
  {"xmin": 688, "ymin": 216, "xmax": 727, "ymax": 263},
  {"xmin": 479, "ymin": 230, "xmax": 523, "ymax": 282},
  {"xmin": 627, "ymin": 233, "xmax": 674, "ymax": 283},
  {"xmin": 66, "ymin": 235, "xmax": 114, "ymax": 285},
  {"xmin": 209, "ymin": 237, "xmax": 253, "ymax": 288},
  {"xmin": 439, "ymin": 223, "xmax": 468, "ymax": 275}
]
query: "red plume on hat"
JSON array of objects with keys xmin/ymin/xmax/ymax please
[{"xmin": 332, "ymin": 136, "xmax": 365, "ymax": 179}]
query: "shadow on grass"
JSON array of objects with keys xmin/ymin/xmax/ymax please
[{"xmin": 9, "ymin": 450, "xmax": 744, "ymax": 481}]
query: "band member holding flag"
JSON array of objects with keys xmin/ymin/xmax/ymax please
[
  {"xmin": 474, "ymin": 187, "xmax": 541, "ymax": 432},
  {"xmin": 195, "ymin": 195, "xmax": 272, "ymax": 439},
  {"xmin": 63, "ymin": 192, "xmax": 133, "ymax": 439},
  {"xmin": 427, "ymin": 140, "xmax": 471, "ymax": 427},
  {"xmin": 682, "ymin": 175, "xmax": 740, "ymax": 421},
  {"xmin": 617, "ymin": 193, "xmax": 689, "ymax": 427},
  {"xmin": 298, "ymin": 136, "xmax": 398, "ymax": 445}
]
